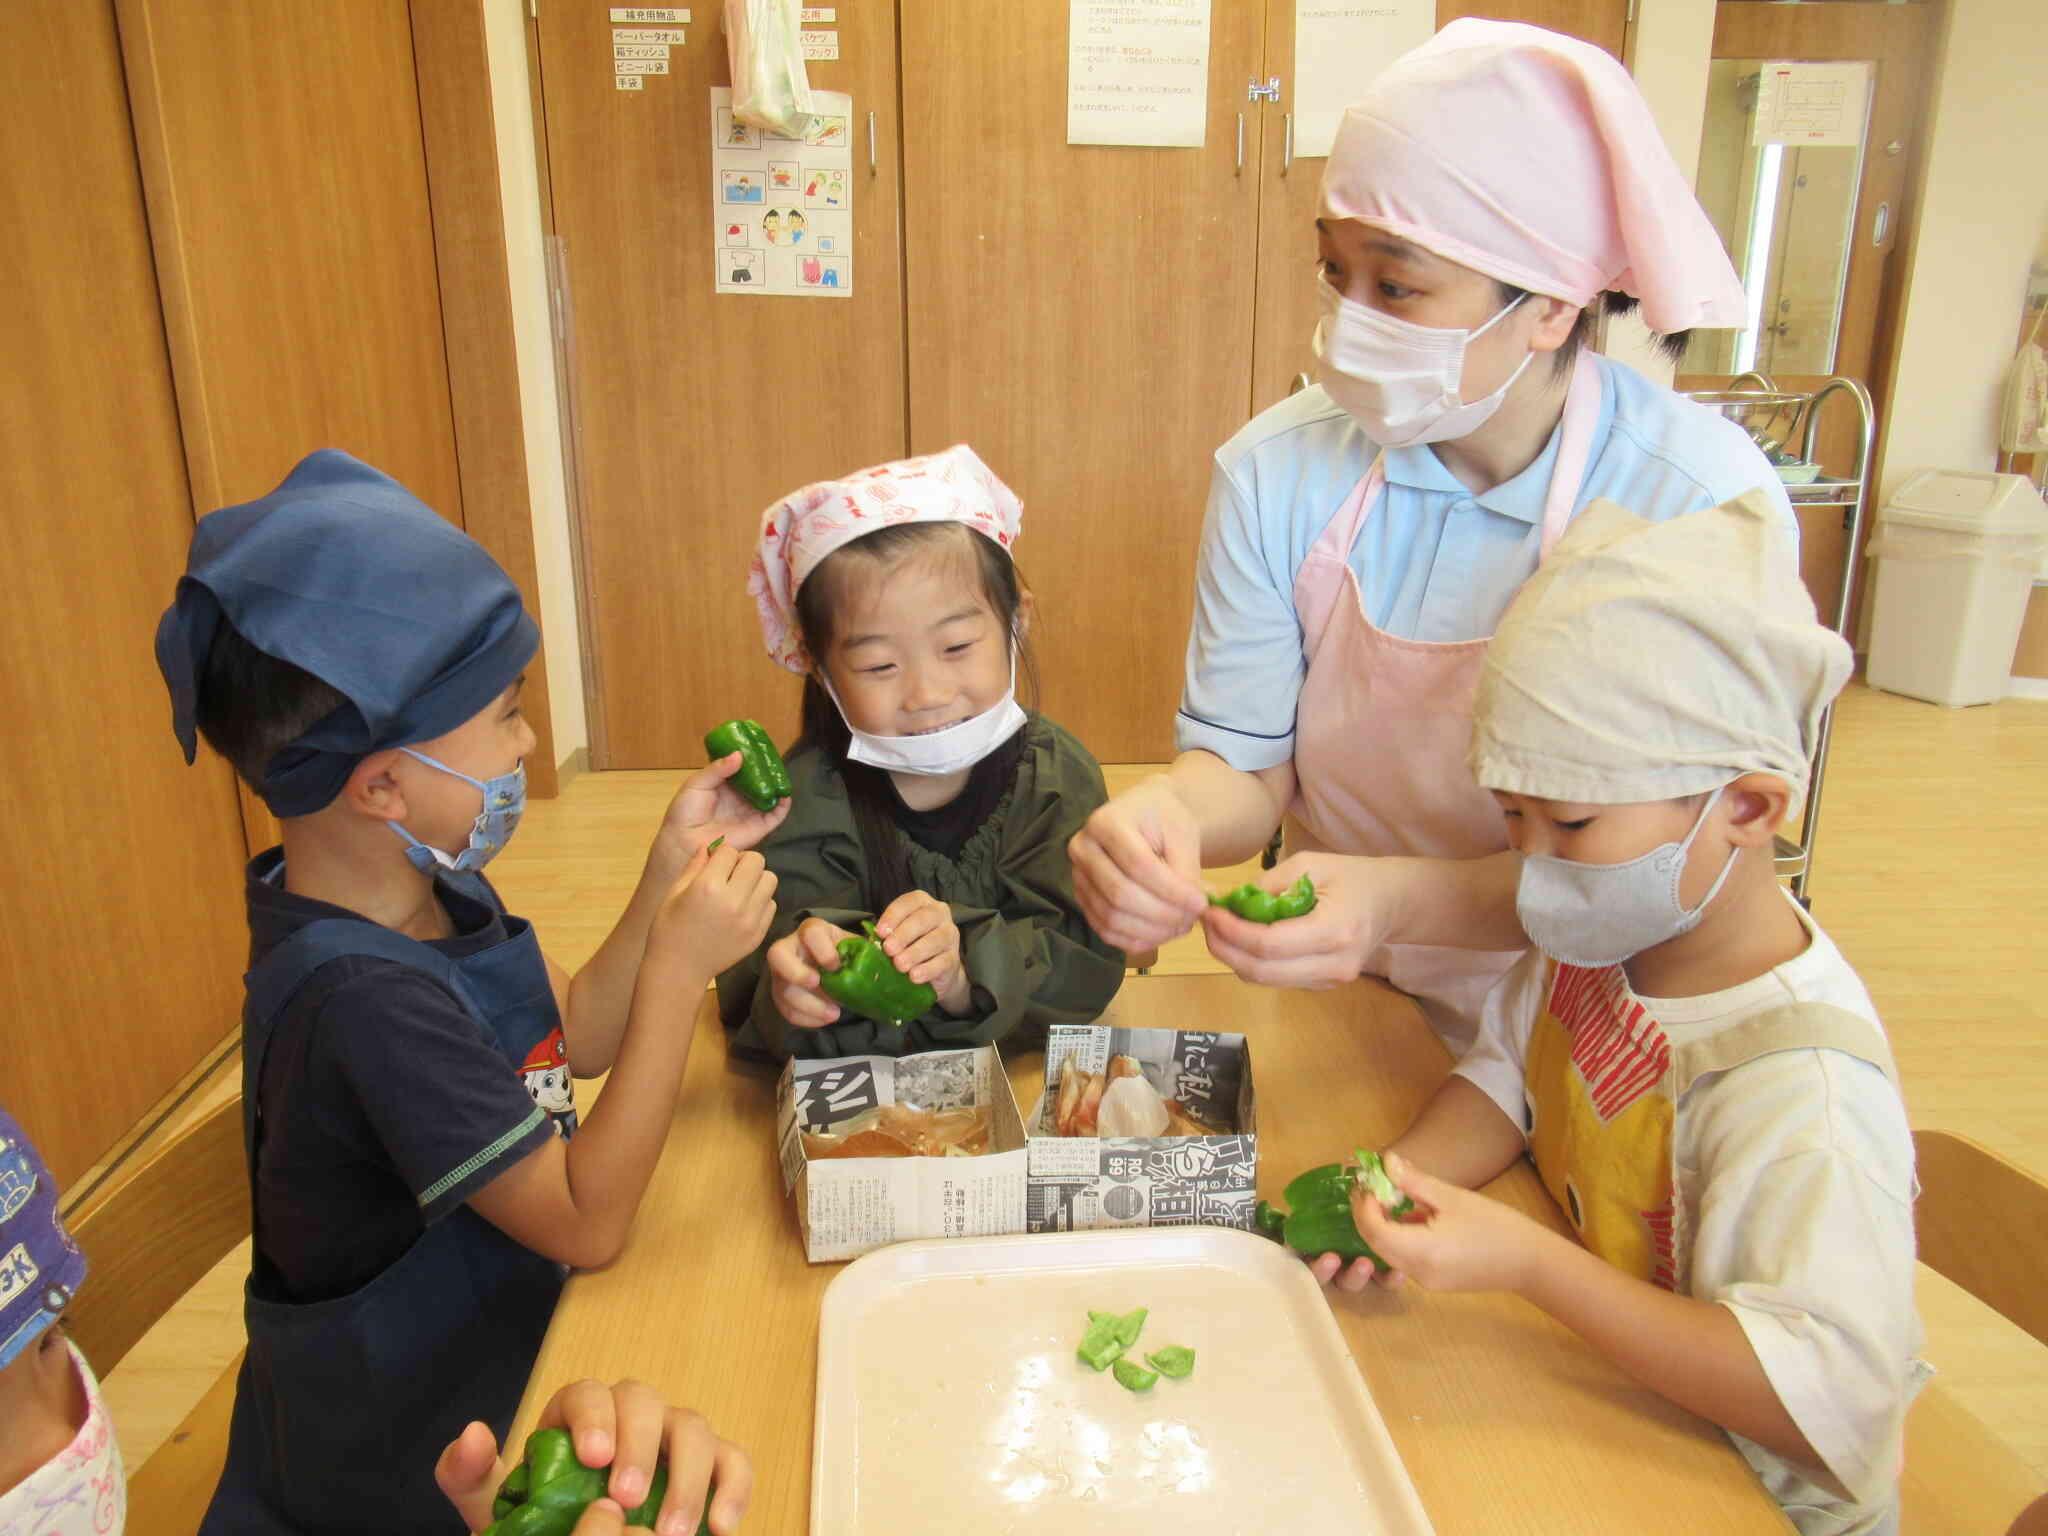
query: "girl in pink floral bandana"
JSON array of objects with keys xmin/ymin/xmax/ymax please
[{"xmin": 720, "ymin": 445, "xmax": 1126, "ymax": 1061}]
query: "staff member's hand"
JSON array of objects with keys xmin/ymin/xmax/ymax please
[
  {"xmin": 436, "ymin": 1377, "xmax": 753, "ymax": 1535},
  {"xmin": 1199, "ymin": 852, "xmax": 1395, "ymax": 989},
  {"xmin": 1068, "ymin": 774, "xmax": 1209, "ymax": 951}
]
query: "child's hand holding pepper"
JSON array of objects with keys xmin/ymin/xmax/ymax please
[
  {"xmin": 1318, "ymin": 1152, "xmax": 1552, "ymax": 1296},
  {"xmin": 651, "ymin": 751, "xmax": 793, "ymax": 878},
  {"xmin": 766, "ymin": 919, "xmax": 857, "ymax": 1029},
  {"xmin": 649, "ymin": 841, "xmax": 778, "ymax": 983},
  {"xmin": 436, "ymin": 1376, "xmax": 753, "ymax": 1535},
  {"xmin": 873, "ymin": 891, "xmax": 970, "ymax": 1015}
]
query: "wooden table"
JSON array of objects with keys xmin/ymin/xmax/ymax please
[{"xmin": 515, "ymin": 974, "xmax": 1791, "ymax": 1533}]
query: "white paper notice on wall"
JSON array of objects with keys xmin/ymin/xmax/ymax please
[
  {"xmin": 801, "ymin": 7, "xmax": 836, "ymax": 19},
  {"xmin": 1293, "ymin": 2, "xmax": 1431, "ymax": 159},
  {"xmin": 801, "ymin": 29, "xmax": 839, "ymax": 60},
  {"xmin": 617, "ymin": 74, "xmax": 644, "ymax": 91},
  {"xmin": 615, "ymin": 28, "xmax": 686, "ymax": 44},
  {"xmin": 610, "ymin": 7, "xmax": 689, "ymax": 21},
  {"xmin": 1751, "ymin": 61, "xmax": 1872, "ymax": 148},
  {"xmin": 1067, "ymin": 0, "xmax": 1211, "ymax": 149},
  {"xmin": 712, "ymin": 86, "xmax": 854, "ymax": 298}
]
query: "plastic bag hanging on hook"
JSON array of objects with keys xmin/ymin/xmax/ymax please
[{"xmin": 726, "ymin": 0, "xmax": 815, "ymax": 138}]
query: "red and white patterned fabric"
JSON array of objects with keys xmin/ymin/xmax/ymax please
[{"xmin": 748, "ymin": 444, "xmax": 1023, "ymax": 672}]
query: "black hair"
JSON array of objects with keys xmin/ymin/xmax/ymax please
[
  {"xmin": 1499, "ymin": 283, "xmax": 1692, "ymax": 378},
  {"xmin": 791, "ymin": 521, "xmax": 1038, "ymax": 914},
  {"xmin": 194, "ymin": 624, "xmax": 346, "ymax": 792}
]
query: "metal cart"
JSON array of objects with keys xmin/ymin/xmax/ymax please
[{"xmin": 1682, "ymin": 374, "xmax": 1878, "ymax": 906}]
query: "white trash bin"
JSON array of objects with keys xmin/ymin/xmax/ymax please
[{"xmin": 1864, "ymin": 470, "xmax": 2048, "ymax": 707}]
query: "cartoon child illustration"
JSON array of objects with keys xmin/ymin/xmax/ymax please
[
  {"xmin": 771, "ymin": 163, "xmax": 795, "ymax": 189},
  {"xmin": 520, "ymin": 1030, "xmax": 579, "ymax": 1137},
  {"xmin": 763, "ymin": 210, "xmax": 783, "ymax": 245},
  {"xmin": 786, "ymin": 209, "xmax": 806, "ymax": 245}
]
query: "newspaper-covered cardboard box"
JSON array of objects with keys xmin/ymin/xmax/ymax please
[
  {"xmin": 776, "ymin": 1045, "xmax": 1029, "ymax": 1263},
  {"xmin": 1025, "ymin": 1025, "xmax": 1257, "ymax": 1234}
]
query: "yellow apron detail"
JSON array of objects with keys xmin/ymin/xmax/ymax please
[{"xmin": 1525, "ymin": 959, "xmax": 1900, "ymax": 1293}]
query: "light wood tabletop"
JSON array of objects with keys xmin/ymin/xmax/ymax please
[{"xmin": 513, "ymin": 972, "xmax": 1790, "ymax": 1533}]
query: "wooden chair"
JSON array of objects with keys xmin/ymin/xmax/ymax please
[
  {"xmin": 64, "ymin": 1095, "xmax": 248, "ymax": 1536},
  {"xmin": 1902, "ymin": 1129, "xmax": 2048, "ymax": 1535}
]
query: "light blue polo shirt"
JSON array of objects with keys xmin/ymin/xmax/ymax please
[{"xmin": 1175, "ymin": 354, "xmax": 1800, "ymax": 770}]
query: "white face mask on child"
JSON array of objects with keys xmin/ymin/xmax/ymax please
[
  {"xmin": 825, "ymin": 662, "xmax": 1027, "ymax": 777},
  {"xmin": 0, "ymin": 1338, "xmax": 127, "ymax": 1536}
]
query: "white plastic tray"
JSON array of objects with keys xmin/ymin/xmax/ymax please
[{"xmin": 813, "ymin": 1226, "xmax": 1435, "ymax": 1534}]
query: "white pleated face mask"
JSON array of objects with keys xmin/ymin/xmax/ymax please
[
  {"xmin": 825, "ymin": 659, "xmax": 1026, "ymax": 777},
  {"xmin": 1312, "ymin": 273, "xmax": 1532, "ymax": 447}
]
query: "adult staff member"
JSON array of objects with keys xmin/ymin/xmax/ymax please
[{"xmin": 1070, "ymin": 20, "xmax": 1798, "ymax": 1051}]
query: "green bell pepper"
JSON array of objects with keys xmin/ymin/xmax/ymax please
[
  {"xmin": 1263, "ymin": 1150, "xmax": 1414, "ymax": 1270},
  {"xmin": 1145, "ymin": 1345, "xmax": 1196, "ymax": 1379},
  {"xmin": 818, "ymin": 920, "xmax": 937, "ymax": 1028},
  {"xmin": 1206, "ymin": 874, "xmax": 1316, "ymax": 923},
  {"xmin": 1253, "ymin": 1199, "xmax": 1288, "ymax": 1239},
  {"xmin": 480, "ymin": 1428, "xmax": 696, "ymax": 1536},
  {"xmin": 1077, "ymin": 1315, "xmax": 1127, "ymax": 1372},
  {"xmin": 703, "ymin": 718, "xmax": 792, "ymax": 812},
  {"xmin": 1112, "ymin": 1358, "xmax": 1159, "ymax": 1393}
]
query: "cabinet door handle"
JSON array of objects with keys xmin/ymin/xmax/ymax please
[
  {"xmin": 1235, "ymin": 112, "xmax": 1244, "ymax": 175},
  {"xmin": 1282, "ymin": 112, "xmax": 1293, "ymax": 176},
  {"xmin": 867, "ymin": 111, "xmax": 877, "ymax": 176}
]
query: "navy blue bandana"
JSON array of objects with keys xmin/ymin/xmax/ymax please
[{"xmin": 155, "ymin": 451, "xmax": 538, "ymax": 816}]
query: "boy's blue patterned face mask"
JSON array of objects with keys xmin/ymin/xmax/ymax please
[{"xmin": 388, "ymin": 749, "xmax": 526, "ymax": 874}]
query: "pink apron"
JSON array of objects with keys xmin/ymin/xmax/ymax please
[{"xmin": 1288, "ymin": 349, "xmax": 1601, "ymax": 1054}]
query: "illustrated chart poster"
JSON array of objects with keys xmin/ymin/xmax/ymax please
[
  {"xmin": 1068, "ymin": 0, "xmax": 1211, "ymax": 148},
  {"xmin": 712, "ymin": 86, "xmax": 854, "ymax": 297}
]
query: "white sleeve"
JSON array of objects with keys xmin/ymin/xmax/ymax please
[
  {"xmin": 1451, "ymin": 949, "xmax": 1549, "ymax": 1135},
  {"xmin": 1683, "ymin": 1048, "xmax": 1920, "ymax": 1506}
]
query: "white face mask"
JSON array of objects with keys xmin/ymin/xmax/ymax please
[
  {"xmin": 0, "ymin": 1338, "xmax": 127, "ymax": 1536},
  {"xmin": 825, "ymin": 661, "xmax": 1027, "ymax": 777},
  {"xmin": 1312, "ymin": 273, "xmax": 1533, "ymax": 447},
  {"xmin": 1514, "ymin": 785, "xmax": 1742, "ymax": 968}
]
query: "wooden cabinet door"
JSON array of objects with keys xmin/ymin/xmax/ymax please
[
  {"xmin": 1, "ymin": 0, "xmax": 252, "ymax": 1187},
  {"xmin": 900, "ymin": 2, "xmax": 1268, "ymax": 763},
  {"xmin": 537, "ymin": 7, "xmax": 907, "ymax": 765},
  {"xmin": 1252, "ymin": 0, "xmax": 1630, "ymax": 417}
]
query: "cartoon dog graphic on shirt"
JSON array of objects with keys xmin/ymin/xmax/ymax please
[{"xmin": 521, "ymin": 1030, "xmax": 578, "ymax": 1138}]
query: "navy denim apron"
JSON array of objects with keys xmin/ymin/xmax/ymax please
[{"xmin": 202, "ymin": 866, "xmax": 566, "ymax": 1533}]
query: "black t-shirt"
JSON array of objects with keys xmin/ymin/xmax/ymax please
[
  {"xmin": 886, "ymin": 724, "xmax": 1028, "ymax": 861},
  {"xmin": 244, "ymin": 862, "xmax": 563, "ymax": 1303}
]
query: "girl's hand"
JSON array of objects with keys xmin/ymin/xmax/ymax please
[
  {"xmin": 654, "ymin": 751, "xmax": 793, "ymax": 872},
  {"xmin": 648, "ymin": 841, "xmax": 778, "ymax": 980},
  {"xmin": 435, "ymin": 1377, "xmax": 753, "ymax": 1535},
  {"xmin": 1332, "ymin": 1153, "xmax": 1547, "ymax": 1295},
  {"xmin": 875, "ymin": 891, "xmax": 970, "ymax": 1014},
  {"xmin": 766, "ymin": 918, "xmax": 854, "ymax": 1029}
]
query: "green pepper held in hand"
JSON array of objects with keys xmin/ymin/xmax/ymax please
[
  {"xmin": 480, "ymin": 1428, "xmax": 696, "ymax": 1536},
  {"xmin": 1206, "ymin": 874, "xmax": 1316, "ymax": 923},
  {"xmin": 703, "ymin": 718, "xmax": 792, "ymax": 812},
  {"xmin": 817, "ymin": 920, "xmax": 937, "ymax": 1028},
  {"xmin": 1263, "ymin": 1149, "xmax": 1413, "ymax": 1271}
]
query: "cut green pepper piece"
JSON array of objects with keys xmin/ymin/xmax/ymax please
[
  {"xmin": 1253, "ymin": 1198, "xmax": 1287, "ymax": 1238},
  {"xmin": 1354, "ymin": 1147, "xmax": 1416, "ymax": 1221},
  {"xmin": 817, "ymin": 920, "xmax": 937, "ymax": 1028},
  {"xmin": 704, "ymin": 717, "xmax": 792, "ymax": 811},
  {"xmin": 1145, "ymin": 1346, "xmax": 1196, "ymax": 1379},
  {"xmin": 1108, "ymin": 1307, "xmax": 1147, "ymax": 1348},
  {"xmin": 1078, "ymin": 1316, "xmax": 1127, "ymax": 1371},
  {"xmin": 1112, "ymin": 1358, "xmax": 1159, "ymax": 1392},
  {"xmin": 1206, "ymin": 874, "xmax": 1316, "ymax": 923}
]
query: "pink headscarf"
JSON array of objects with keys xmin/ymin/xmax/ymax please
[
  {"xmin": 748, "ymin": 444, "xmax": 1023, "ymax": 672},
  {"xmin": 1319, "ymin": 19, "xmax": 1746, "ymax": 333}
]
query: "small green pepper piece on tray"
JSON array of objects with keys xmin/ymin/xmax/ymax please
[
  {"xmin": 1077, "ymin": 1315, "xmax": 1126, "ymax": 1372},
  {"xmin": 1206, "ymin": 874, "xmax": 1316, "ymax": 923},
  {"xmin": 1146, "ymin": 1346, "xmax": 1196, "ymax": 1379},
  {"xmin": 703, "ymin": 718, "xmax": 793, "ymax": 812},
  {"xmin": 817, "ymin": 920, "xmax": 937, "ymax": 1028},
  {"xmin": 1112, "ymin": 1358, "xmax": 1159, "ymax": 1392}
]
